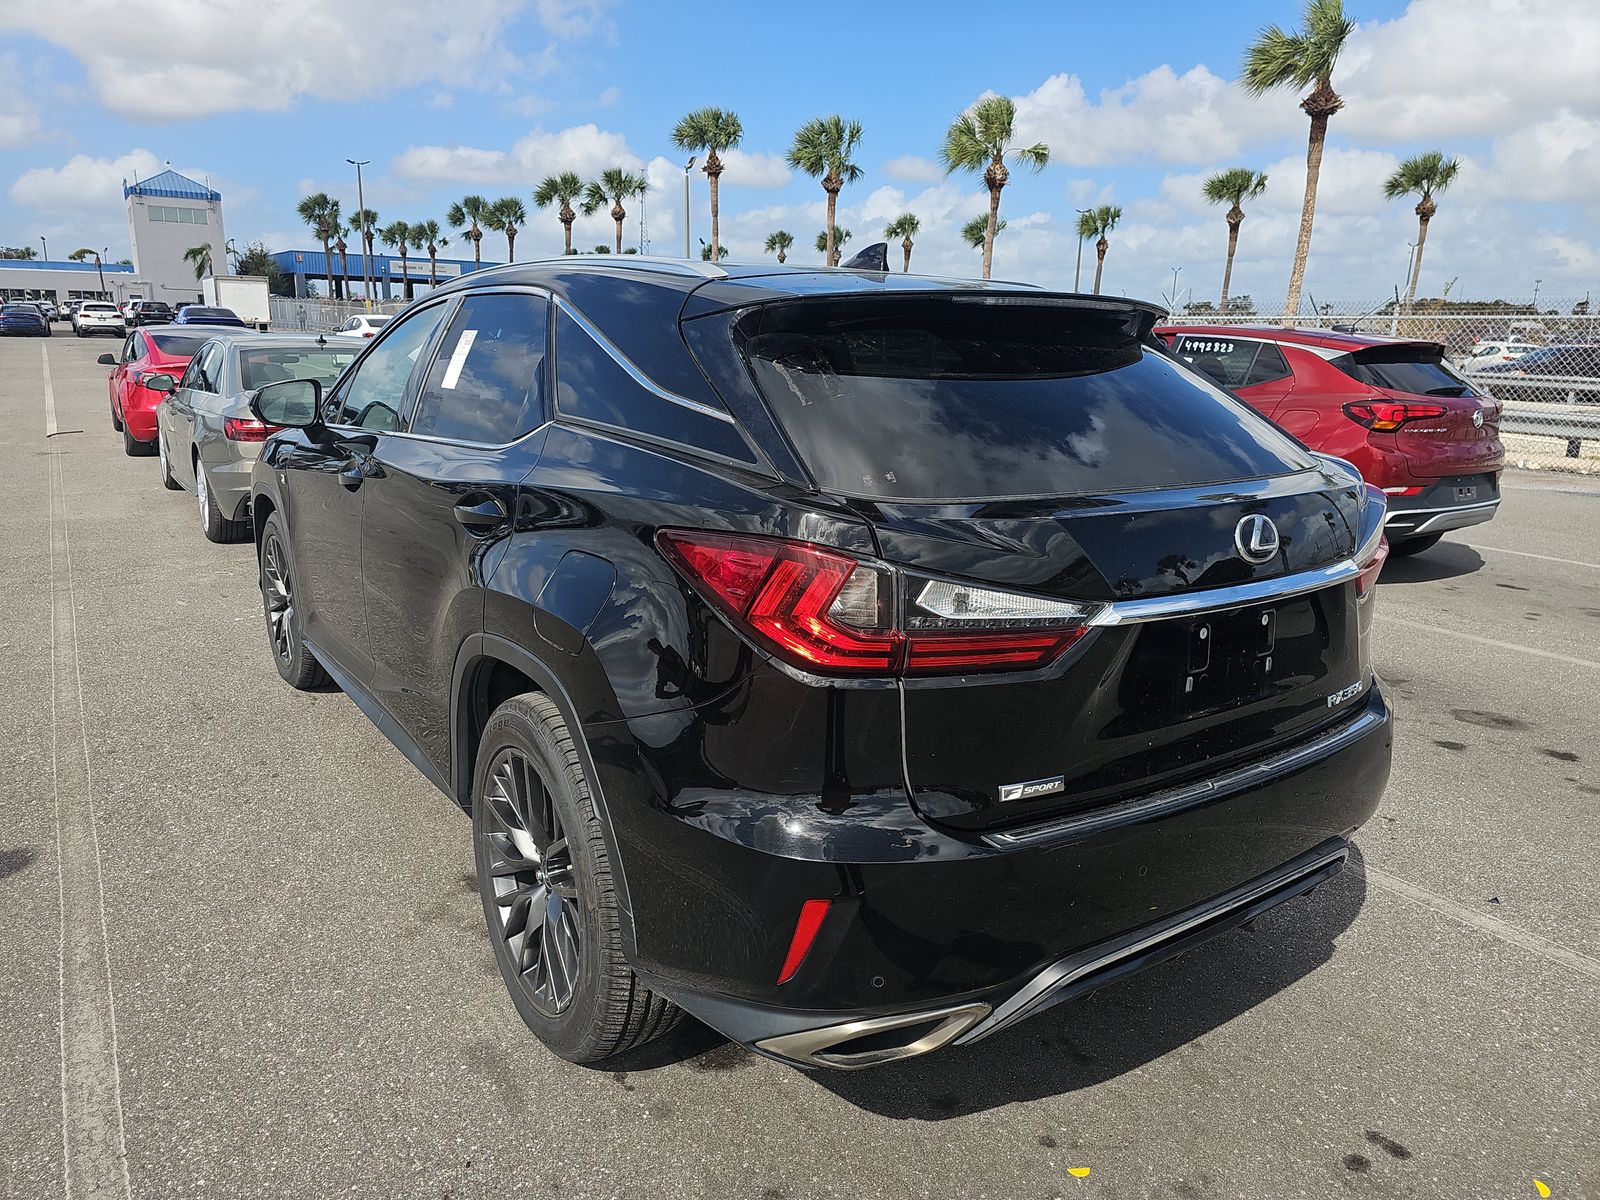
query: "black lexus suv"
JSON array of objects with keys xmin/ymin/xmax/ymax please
[{"xmin": 247, "ymin": 257, "xmax": 1393, "ymax": 1070}]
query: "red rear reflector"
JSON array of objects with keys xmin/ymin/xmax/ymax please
[
  {"xmin": 1357, "ymin": 536, "xmax": 1389, "ymax": 598},
  {"xmin": 222, "ymin": 417, "xmax": 279, "ymax": 442},
  {"xmin": 777, "ymin": 899, "xmax": 831, "ymax": 984},
  {"xmin": 1343, "ymin": 400, "xmax": 1449, "ymax": 432},
  {"xmin": 903, "ymin": 629, "xmax": 1086, "ymax": 673}
]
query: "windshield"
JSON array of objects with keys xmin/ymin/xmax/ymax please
[
  {"xmin": 1333, "ymin": 347, "xmax": 1478, "ymax": 396},
  {"xmin": 187, "ymin": 308, "xmax": 235, "ymax": 320},
  {"xmin": 148, "ymin": 332, "xmax": 213, "ymax": 356},
  {"xmin": 240, "ymin": 347, "xmax": 356, "ymax": 390},
  {"xmin": 736, "ymin": 297, "xmax": 1314, "ymax": 501}
]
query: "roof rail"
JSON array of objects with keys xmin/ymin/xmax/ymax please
[{"xmin": 470, "ymin": 255, "xmax": 729, "ymax": 280}]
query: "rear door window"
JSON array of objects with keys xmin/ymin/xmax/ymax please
[
  {"xmin": 409, "ymin": 292, "xmax": 548, "ymax": 444},
  {"xmin": 1171, "ymin": 335, "xmax": 1261, "ymax": 387},
  {"xmin": 736, "ymin": 298, "xmax": 1313, "ymax": 501}
]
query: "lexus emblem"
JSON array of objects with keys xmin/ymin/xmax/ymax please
[
  {"xmin": 1472, "ymin": 409, "xmax": 1484, "ymax": 428},
  {"xmin": 1234, "ymin": 514, "xmax": 1281, "ymax": 564}
]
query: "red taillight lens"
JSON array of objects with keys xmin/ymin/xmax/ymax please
[
  {"xmin": 777, "ymin": 899, "xmax": 831, "ymax": 984},
  {"xmin": 1356, "ymin": 536, "xmax": 1389, "ymax": 598},
  {"xmin": 1343, "ymin": 400, "xmax": 1450, "ymax": 432},
  {"xmin": 222, "ymin": 417, "xmax": 279, "ymax": 442},
  {"xmin": 656, "ymin": 529, "xmax": 1094, "ymax": 677}
]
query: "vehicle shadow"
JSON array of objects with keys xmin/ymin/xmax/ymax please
[{"xmin": 1377, "ymin": 539, "xmax": 1484, "ymax": 585}]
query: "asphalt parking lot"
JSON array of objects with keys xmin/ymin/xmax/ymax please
[{"xmin": 2, "ymin": 333, "xmax": 1597, "ymax": 1200}]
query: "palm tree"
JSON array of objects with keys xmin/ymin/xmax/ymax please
[
  {"xmin": 1384, "ymin": 151, "xmax": 1461, "ymax": 312},
  {"xmin": 378, "ymin": 221, "xmax": 414, "ymax": 299},
  {"xmin": 352, "ymin": 208, "xmax": 380, "ymax": 279},
  {"xmin": 940, "ymin": 95, "xmax": 1049, "ymax": 280},
  {"xmin": 486, "ymin": 196, "xmax": 527, "ymax": 263},
  {"xmin": 1242, "ymin": 0, "xmax": 1356, "ymax": 323},
  {"xmin": 447, "ymin": 195, "xmax": 491, "ymax": 266},
  {"xmin": 1203, "ymin": 167, "xmax": 1269, "ymax": 311},
  {"xmin": 672, "ymin": 107, "xmax": 743, "ymax": 262},
  {"xmin": 413, "ymin": 219, "xmax": 448, "ymax": 286},
  {"xmin": 815, "ymin": 228, "xmax": 851, "ymax": 258},
  {"xmin": 69, "ymin": 247, "xmax": 106, "ymax": 295},
  {"xmin": 333, "ymin": 222, "xmax": 351, "ymax": 300},
  {"xmin": 884, "ymin": 214, "xmax": 921, "ymax": 273},
  {"xmin": 534, "ymin": 172, "xmax": 584, "ymax": 256},
  {"xmin": 296, "ymin": 192, "xmax": 343, "ymax": 299},
  {"xmin": 182, "ymin": 243, "xmax": 213, "ymax": 280},
  {"xmin": 960, "ymin": 215, "xmax": 1006, "ymax": 250},
  {"xmin": 12, "ymin": 246, "xmax": 38, "ymax": 259},
  {"xmin": 582, "ymin": 169, "xmax": 648, "ymax": 255},
  {"xmin": 700, "ymin": 243, "xmax": 731, "ymax": 261},
  {"xmin": 763, "ymin": 230, "xmax": 794, "ymax": 264},
  {"xmin": 1082, "ymin": 205, "xmax": 1122, "ymax": 294},
  {"xmin": 787, "ymin": 115, "xmax": 863, "ymax": 266}
]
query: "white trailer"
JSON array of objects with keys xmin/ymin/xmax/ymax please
[{"xmin": 201, "ymin": 275, "xmax": 271, "ymax": 329}]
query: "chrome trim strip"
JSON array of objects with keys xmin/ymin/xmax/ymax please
[
  {"xmin": 1088, "ymin": 558, "xmax": 1360, "ymax": 627},
  {"xmin": 553, "ymin": 296, "xmax": 736, "ymax": 423},
  {"xmin": 1384, "ymin": 498, "xmax": 1501, "ymax": 522},
  {"xmin": 958, "ymin": 846, "xmax": 1348, "ymax": 1044},
  {"xmin": 983, "ymin": 704, "xmax": 1385, "ymax": 852},
  {"xmin": 755, "ymin": 1002, "xmax": 991, "ymax": 1070}
]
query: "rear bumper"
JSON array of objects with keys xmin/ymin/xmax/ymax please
[
  {"xmin": 1385, "ymin": 473, "xmax": 1500, "ymax": 539},
  {"xmin": 627, "ymin": 684, "xmax": 1392, "ymax": 1068}
]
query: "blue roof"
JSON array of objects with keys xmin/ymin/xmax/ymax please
[
  {"xmin": 0, "ymin": 259, "xmax": 135, "ymax": 273},
  {"xmin": 270, "ymin": 249, "xmax": 491, "ymax": 275},
  {"xmin": 124, "ymin": 168, "xmax": 221, "ymax": 202}
]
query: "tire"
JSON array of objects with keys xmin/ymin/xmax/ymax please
[
  {"xmin": 258, "ymin": 513, "xmax": 329, "ymax": 690},
  {"xmin": 74, "ymin": 329, "xmax": 85, "ymax": 338},
  {"xmin": 111, "ymin": 403, "xmax": 122, "ymax": 432},
  {"xmin": 195, "ymin": 454, "xmax": 247, "ymax": 542},
  {"xmin": 1388, "ymin": 533, "xmax": 1443, "ymax": 558},
  {"xmin": 473, "ymin": 693, "xmax": 681, "ymax": 1064},
  {"xmin": 122, "ymin": 423, "xmax": 154, "ymax": 457},
  {"xmin": 156, "ymin": 428, "xmax": 182, "ymax": 490}
]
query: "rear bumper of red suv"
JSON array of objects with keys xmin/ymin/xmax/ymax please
[{"xmin": 1384, "ymin": 473, "xmax": 1500, "ymax": 539}]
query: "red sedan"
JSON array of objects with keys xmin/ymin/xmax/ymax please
[
  {"xmin": 101, "ymin": 328, "xmax": 219, "ymax": 456},
  {"xmin": 1156, "ymin": 325, "xmax": 1504, "ymax": 556}
]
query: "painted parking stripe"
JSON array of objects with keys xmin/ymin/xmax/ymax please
[
  {"xmin": 1375, "ymin": 613, "xmax": 1600, "ymax": 670},
  {"xmin": 1461, "ymin": 543, "xmax": 1600, "ymax": 571},
  {"xmin": 47, "ymin": 333, "xmax": 132, "ymax": 1199},
  {"xmin": 43, "ymin": 341, "xmax": 58, "ymax": 437}
]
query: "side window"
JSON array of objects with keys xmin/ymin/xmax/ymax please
[
  {"xmin": 1173, "ymin": 336, "xmax": 1258, "ymax": 388},
  {"xmin": 409, "ymin": 293, "xmax": 548, "ymax": 444},
  {"xmin": 178, "ymin": 345, "xmax": 210, "ymax": 391},
  {"xmin": 336, "ymin": 303, "xmax": 449, "ymax": 431},
  {"xmin": 121, "ymin": 334, "xmax": 140, "ymax": 363},
  {"xmin": 1242, "ymin": 342, "xmax": 1291, "ymax": 386}
]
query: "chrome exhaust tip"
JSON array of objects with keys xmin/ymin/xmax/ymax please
[{"xmin": 755, "ymin": 1002, "xmax": 991, "ymax": 1070}]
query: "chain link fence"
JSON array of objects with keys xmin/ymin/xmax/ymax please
[
  {"xmin": 1163, "ymin": 299, "xmax": 1600, "ymax": 475},
  {"xmin": 268, "ymin": 296, "xmax": 408, "ymax": 334}
]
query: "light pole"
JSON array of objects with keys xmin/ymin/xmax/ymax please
[
  {"xmin": 348, "ymin": 157, "xmax": 372, "ymax": 306},
  {"xmin": 1533, "ymin": 278, "xmax": 1542, "ymax": 310},
  {"xmin": 1073, "ymin": 207, "xmax": 1089, "ymax": 292},
  {"xmin": 40, "ymin": 236, "xmax": 48, "ymax": 261},
  {"xmin": 1169, "ymin": 265, "xmax": 1182, "ymax": 312},
  {"xmin": 683, "ymin": 157, "xmax": 696, "ymax": 258}
]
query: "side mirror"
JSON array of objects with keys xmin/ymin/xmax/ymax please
[
  {"xmin": 251, "ymin": 377, "xmax": 323, "ymax": 430},
  {"xmin": 145, "ymin": 373, "xmax": 177, "ymax": 394},
  {"xmin": 96, "ymin": 353, "xmax": 115, "ymax": 366}
]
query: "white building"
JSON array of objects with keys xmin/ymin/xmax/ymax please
[{"xmin": 124, "ymin": 168, "xmax": 228, "ymax": 304}]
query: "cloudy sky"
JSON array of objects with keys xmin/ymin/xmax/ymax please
[{"xmin": 1, "ymin": 0, "xmax": 1595, "ymax": 308}]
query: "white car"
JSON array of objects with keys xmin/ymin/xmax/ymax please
[
  {"xmin": 32, "ymin": 299, "xmax": 58, "ymax": 321},
  {"xmin": 333, "ymin": 314, "xmax": 394, "ymax": 339},
  {"xmin": 1456, "ymin": 340, "xmax": 1540, "ymax": 371},
  {"xmin": 73, "ymin": 302, "xmax": 126, "ymax": 338}
]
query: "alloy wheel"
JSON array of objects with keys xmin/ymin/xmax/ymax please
[
  {"xmin": 196, "ymin": 460, "xmax": 210, "ymax": 526},
  {"xmin": 261, "ymin": 534, "xmax": 295, "ymax": 664},
  {"xmin": 481, "ymin": 749, "xmax": 582, "ymax": 1016}
]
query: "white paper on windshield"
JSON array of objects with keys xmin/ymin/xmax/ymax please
[{"xmin": 439, "ymin": 329, "xmax": 479, "ymax": 390}]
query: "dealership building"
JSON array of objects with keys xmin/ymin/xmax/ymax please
[
  {"xmin": 0, "ymin": 257, "xmax": 137, "ymax": 305},
  {"xmin": 269, "ymin": 249, "xmax": 492, "ymax": 300}
]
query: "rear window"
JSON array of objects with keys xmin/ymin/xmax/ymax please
[
  {"xmin": 735, "ymin": 298, "xmax": 1313, "ymax": 500},
  {"xmin": 1333, "ymin": 347, "xmax": 1477, "ymax": 396},
  {"xmin": 186, "ymin": 307, "xmax": 235, "ymax": 320},
  {"xmin": 240, "ymin": 348, "xmax": 356, "ymax": 390},
  {"xmin": 148, "ymin": 332, "xmax": 212, "ymax": 356}
]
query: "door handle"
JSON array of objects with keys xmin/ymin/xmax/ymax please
[
  {"xmin": 338, "ymin": 461, "xmax": 365, "ymax": 490},
  {"xmin": 453, "ymin": 497, "xmax": 508, "ymax": 534}
]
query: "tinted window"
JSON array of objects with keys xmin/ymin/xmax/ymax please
[
  {"xmin": 411, "ymin": 293, "xmax": 547, "ymax": 443},
  {"xmin": 738, "ymin": 298, "xmax": 1312, "ymax": 501},
  {"xmin": 123, "ymin": 333, "xmax": 142, "ymax": 362},
  {"xmin": 336, "ymin": 303, "xmax": 448, "ymax": 431},
  {"xmin": 556, "ymin": 306, "xmax": 757, "ymax": 464},
  {"xmin": 1243, "ymin": 342, "xmax": 1291, "ymax": 386},
  {"xmin": 1173, "ymin": 335, "xmax": 1260, "ymax": 387},
  {"xmin": 1333, "ymin": 348, "xmax": 1477, "ymax": 396},
  {"xmin": 185, "ymin": 307, "xmax": 235, "ymax": 321},
  {"xmin": 241, "ymin": 347, "xmax": 357, "ymax": 390},
  {"xmin": 148, "ymin": 331, "xmax": 213, "ymax": 356}
]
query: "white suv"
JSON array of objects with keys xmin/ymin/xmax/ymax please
[{"xmin": 73, "ymin": 302, "xmax": 125, "ymax": 338}]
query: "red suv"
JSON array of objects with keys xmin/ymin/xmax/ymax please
[
  {"xmin": 100, "ymin": 328, "xmax": 219, "ymax": 456},
  {"xmin": 1156, "ymin": 326, "xmax": 1504, "ymax": 556}
]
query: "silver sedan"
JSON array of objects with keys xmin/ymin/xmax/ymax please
[{"xmin": 151, "ymin": 334, "xmax": 357, "ymax": 541}]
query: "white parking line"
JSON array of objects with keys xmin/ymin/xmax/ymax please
[
  {"xmin": 1375, "ymin": 613, "xmax": 1600, "ymax": 670},
  {"xmin": 43, "ymin": 341, "xmax": 58, "ymax": 437},
  {"xmin": 1356, "ymin": 864, "xmax": 1600, "ymax": 983},
  {"xmin": 48, "ymin": 335, "xmax": 132, "ymax": 1199},
  {"xmin": 1462, "ymin": 543, "xmax": 1600, "ymax": 570}
]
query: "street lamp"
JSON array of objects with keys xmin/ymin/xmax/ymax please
[
  {"xmin": 1169, "ymin": 265, "xmax": 1182, "ymax": 311},
  {"xmin": 1533, "ymin": 278, "xmax": 1542, "ymax": 310},
  {"xmin": 1073, "ymin": 207, "xmax": 1089, "ymax": 292},
  {"xmin": 683, "ymin": 157, "xmax": 696, "ymax": 258},
  {"xmin": 40, "ymin": 236, "xmax": 48, "ymax": 261},
  {"xmin": 348, "ymin": 157, "xmax": 372, "ymax": 306}
]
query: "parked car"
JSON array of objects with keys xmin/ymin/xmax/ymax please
[
  {"xmin": 73, "ymin": 302, "xmax": 125, "ymax": 337},
  {"xmin": 1471, "ymin": 344, "xmax": 1600, "ymax": 405},
  {"xmin": 126, "ymin": 299, "xmax": 175, "ymax": 327},
  {"xmin": 150, "ymin": 335, "xmax": 356, "ymax": 541},
  {"xmin": 0, "ymin": 302, "xmax": 51, "ymax": 337},
  {"xmin": 247, "ymin": 260, "xmax": 1393, "ymax": 1070},
  {"xmin": 333, "ymin": 313, "xmax": 394, "ymax": 338},
  {"xmin": 1157, "ymin": 325, "xmax": 1503, "ymax": 556},
  {"xmin": 172, "ymin": 305, "xmax": 248, "ymax": 328},
  {"xmin": 97, "ymin": 327, "xmax": 226, "ymax": 456},
  {"xmin": 33, "ymin": 298, "xmax": 59, "ymax": 321},
  {"xmin": 1454, "ymin": 339, "xmax": 1540, "ymax": 370}
]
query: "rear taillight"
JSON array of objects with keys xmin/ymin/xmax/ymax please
[
  {"xmin": 657, "ymin": 529, "xmax": 1094, "ymax": 677},
  {"xmin": 222, "ymin": 417, "xmax": 280, "ymax": 442},
  {"xmin": 1343, "ymin": 400, "xmax": 1449, "ymax": 432},
  {"xmin": 1356, "ymin": 536, "xmax": 1389, "ymax": 599}
]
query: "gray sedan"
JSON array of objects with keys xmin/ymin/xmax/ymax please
[{"xmin": 151, "ymin": 334, "xmax": 357, "ymax": 541}]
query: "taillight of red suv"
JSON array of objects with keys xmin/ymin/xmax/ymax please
[{"xmin": 1342, "ymin": 400, "xmax": 1449, "ymax": 431}]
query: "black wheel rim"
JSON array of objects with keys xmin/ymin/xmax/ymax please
[
  {"xmin": 482, "ymin": 748, "xmax": 581, "ymax": 1016},
  {"xmin": 262, "ymin": 534, "xmax": 294, "ymax": 664}
]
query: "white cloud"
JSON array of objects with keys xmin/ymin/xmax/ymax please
[
  {"xmin": 1483, "ymin": 110, "xmax": 1600, "ymax": 204},
  {"xmin": 0, "ymin": 55, "xmax": 42, "ymax": 148},
  {"xmin": 594, "ymin": 85, "xmax": 622, "ymax": 108},
  {"xmin": 392, "ymin": 123, "xmax": 640, "ymax": 186},
  {"xmin": 11, "ymin": 149, "xmax": 167, "ymax": 212},
  {"xmin": 883, "ymin": 155, "xmax": 944, "ymax": 184},
  {"xmin": 717, "ymin": 150, "xmax": 791, "ymax": 189}
]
